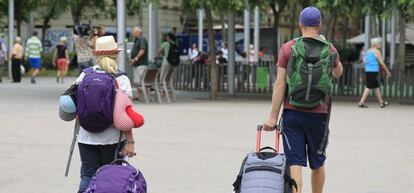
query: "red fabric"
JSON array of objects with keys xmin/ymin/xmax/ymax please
[
  {"xmin": 57, "ymin": 58, "xmax": 68, "ymax": 71},
  {"xmin": 276, "ymin": 39, "xmax": 340, "ymax": 114},
  {"xmin": 126, "ymin": 106, "xmax": 145, "ymax": 128}
]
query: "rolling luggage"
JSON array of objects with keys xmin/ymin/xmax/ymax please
[
  {"xmin": 233, "ymin": 125, "xmax": 297, "ymax": 193},
  {"xmin": 85, "ymin": 158, "xmax": 147, "ymax": 193}
]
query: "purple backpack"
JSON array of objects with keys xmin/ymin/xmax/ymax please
[
  {"xmin": 77, "ymin": 67, "xmax": 121, "ymax": 133},
  {"xmin": 85, "ymin": 159, "xmax": 147, "ymax": 193}
]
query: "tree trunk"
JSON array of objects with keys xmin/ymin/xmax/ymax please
[
  {"xmin": 17, "ymin": 20, "xmax": 22, "ymax": 37},
  {"xmin": 341, "ymin": 18, "xmax": 349, "ymax": 48},
  {"xmin": 205, "ymin": 7, "xmax": 218, "ymax": 100},
  {"xmin": 41, "ymin": 17, "xmax": 50, "ymax": 44},
  {"xmin": 327, "ymin": 14, "xmax": 337, "ymax": 42},
  {"xmin": 220, "ymin": 13, "xmax": 227, "ymax": 43},
  {"xmin": 398, "ymin": 12, "xmax": 406, "ymax": 70},
  {"xmin": 271, "ymin": 5, "xmax": 280, "ymax": 59},
  {"xmin": 290, "ymin": 3, "xmax": 297, "ymax": 39},
  {"xmin": 71, "ymin": 6, "xmax": 82, "ymax": 24},
  {"xmin": 302, "ymin": 0, "xmax": 310, "ymax": 8}
]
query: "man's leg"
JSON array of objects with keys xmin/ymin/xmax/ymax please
[
  {"xmin": 303, "ymin": 112, "xmax": 329, "ymax": 193},
  {"xmin": 160, "ymin": 63, "xmax": 171, "ymax": 82},
  {"xmin": 291, "ymin": 165, "xmax": 303, "ymax": 193},
  {"xmin": 282, "ymin": 110, "xmax": 307, "ymax": 193},
  {"xmin": 311, "ymin": 165, "xmax": 325, "ymax": 193},
  {"xmin": 133, "ymin": 66, "xmax": 147, "ymax": 100}
]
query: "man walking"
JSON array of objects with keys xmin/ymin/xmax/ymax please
[
  {"xmin": 0, "ymin": 36, "xmax": 8, "ymax": 82},
  {"xmin": 263, "ymin": 7, "xmax": 343, "ymax": 193},
  {"xmin": 25, "ymin": 31, "xmax": 43, "ymax": 84},
  {"xmin": 156, "ymin": 33, "xmax": 176, "ymax": 80},
  {"xmin": 129, "ymin": 27, "xmax": 148, "ymax": 84},
  {"xmin": 73, "ymin": 24, "xmax": 94, "ymax": 73}
]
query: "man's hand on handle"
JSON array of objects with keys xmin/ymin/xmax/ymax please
[{"xmin": 263, "ymin": 117, "xmax": 278, "ymax": 131}]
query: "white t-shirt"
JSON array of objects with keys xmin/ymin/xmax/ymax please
[
  {"xmin": 188, "ymin": 48, "xmax": 199, "ymax": 60},
  {"xmin": 221, "ymin": 48, "xmax": 228, "ymax": 60},
  {"xmin": 75, "ymin": 66, "xmax": 133, "ymax": 145}
]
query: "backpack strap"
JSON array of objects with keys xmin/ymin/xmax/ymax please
[
  {"xmin": 82, "ymin": 66, "xmax": 95, "ymax": 75},
  {"xmin": 115, "ymin": 70, "xmax": 126, "ymax": 77},
  {"xmin": 317, "ymin": 96, "xmax": 332, "ymax": 155}
]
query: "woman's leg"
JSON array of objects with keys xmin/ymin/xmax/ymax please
[
  {"xmin": 62, "ymin": 62, "xmax": 68, "ymax": 82},
  {"xmin": 57, "ymin": 69, "xmax": 61, "ymax": 82},
  {"xmin": 77, "ymin": 143, "xmax": 101, "ymax": 193},
  {"xmin": 359, "ymin": 87, "xmax": 370, "ymax": 104},
  {"xmin": 374, "ymin": 88, "xmax": 385, "ymax": 104}
]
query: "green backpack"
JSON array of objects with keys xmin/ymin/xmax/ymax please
[{"xmin": 286, "ymin": 37, "xmax": 336, "ymax": 109}]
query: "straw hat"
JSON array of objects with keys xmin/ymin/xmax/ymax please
[{"xmin": 94, "ymin": 35, "xmax": 122, "ymax": 55}]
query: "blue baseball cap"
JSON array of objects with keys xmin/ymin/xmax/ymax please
[{"xmin": 299, "ymin": 7, "xmax": 321, "ymax": 27}]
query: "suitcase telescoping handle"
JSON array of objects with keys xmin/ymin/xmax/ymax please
[{"xmin": 256, "ymin": 125, "xmax": 281, "ymax": 153}]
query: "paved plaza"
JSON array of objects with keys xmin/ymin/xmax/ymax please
[{"xmin": 0, "ymin": 77, "xmax": 413, "ymax": 193}]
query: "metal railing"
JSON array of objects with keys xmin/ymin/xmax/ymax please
[{"xmin": 174, "ymin": 61, "xmax": 414, "ymax": 100}]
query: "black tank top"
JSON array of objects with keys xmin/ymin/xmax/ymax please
[{"xmin": 56, "ymin": 45, "xmax": 67, "ymax": 59}]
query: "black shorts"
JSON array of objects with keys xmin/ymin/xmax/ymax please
[{"xmin": 365, "ymin": 72, "xmax": 379, "ymax": 89}]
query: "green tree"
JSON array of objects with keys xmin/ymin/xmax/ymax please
[
  {"xmin": 396, "ymin": 0, "xmax": 414, "ymax": 70},
  {"xmin": 69, "ymin": 0, "xmax": 106, "ymax": 24},
  {"xmin": 16, "ymin": 0, "xmax": 39, "ymax": 36},
  {"xmin": 39, "ymin": 0, "xmax": 71, "ymax": 42},
  {"xmin": 359, "ymin": 0, "xmax": 414, "ymax": 70},
  {"xmin": 247, "ymin": 0, "xmax": 291, "ymax": 57},
  {"xmin": 182, "ymin": 0, "xmax": 244, "ymax": 99},
  {"xmin": 316, "ymin": 0, "xmax": 360, "ymax": 45}
]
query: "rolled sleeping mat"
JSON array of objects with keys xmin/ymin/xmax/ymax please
[
  {"xmin": 59, "ymin": 95, "xmax": 77, "ymax": 114},
  {"xmin": 126, "ymin": 106, "xmax": 144, "ymax": 128},
  {"xmin": 113, "ymin": 90, "xmax": 135, "ymax": 131},
  {"xmin": 59, "ymin": 107, "xmax": 76, "ymax": 121}
]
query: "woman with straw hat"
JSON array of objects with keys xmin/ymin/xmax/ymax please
[{"xmin": 74, "ymin": 35, "xmax": 136, "ymax": 193}]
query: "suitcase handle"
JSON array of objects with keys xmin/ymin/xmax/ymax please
[
  {"xmin": 256, "ymin": 125, "xmax": 280, "ymax": 153},
  {"xmin": 111, "ymin": 159, "xmax": 132, "ymax": 166},
  {"xmin": 259, "ymin": 146, "xmax": 277, "ymax": 152}
]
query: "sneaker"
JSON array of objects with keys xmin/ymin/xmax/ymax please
[
  {"xmin": 56, "ymin": 77, "xmax": 59, "ymax": 83},
  {"xmin": 30, "ymin": 77, "xmax": 36, "ymax": 84}
]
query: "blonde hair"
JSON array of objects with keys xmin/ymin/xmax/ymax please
[{"xmin": 96, "ymin": 54, "xmax": 118, "ymax": 74}]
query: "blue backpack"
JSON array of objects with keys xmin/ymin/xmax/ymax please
[{"xmin": 76, "ymin": 67, "xmax": 124, "ymax": 133}]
